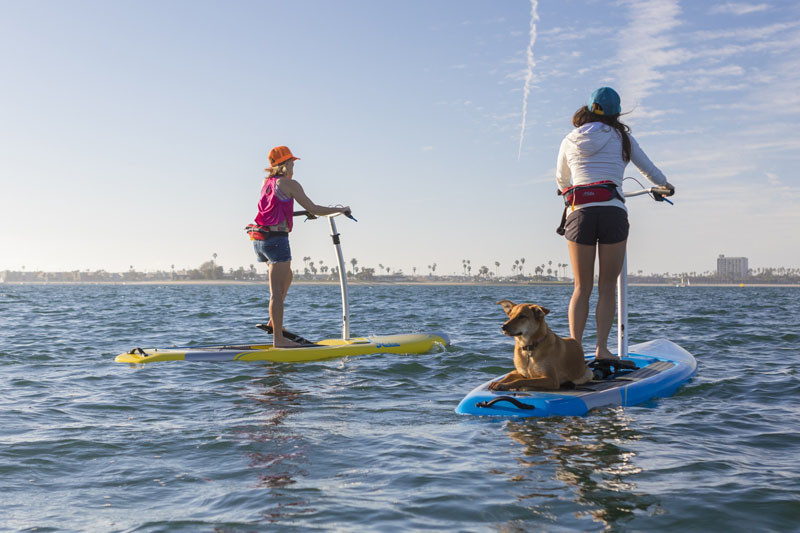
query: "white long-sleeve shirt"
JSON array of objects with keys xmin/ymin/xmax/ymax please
[{"xmin": 556, "ymin": 122, "xmax": 667, "ymax": 213}]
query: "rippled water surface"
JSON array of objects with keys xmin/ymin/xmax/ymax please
[{"xmin": 1, "ymin": 283, "xmax": 798, "ymax": 532}]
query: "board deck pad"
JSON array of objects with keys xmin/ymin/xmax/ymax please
[{"xmin": 563, "ymin": 360, "xmax": 676, "ymax": 394}]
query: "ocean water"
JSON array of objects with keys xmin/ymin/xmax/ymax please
[{"xmin": 0, "ymin": 283, "xmax": 798, "ymax": 532}]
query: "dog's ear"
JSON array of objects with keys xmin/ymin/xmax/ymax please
[
  {"xmin": 532, "ymin": 305, "xmax": 550, "ymax": 318},
  {"xmin": 496, "ymin": 299, "xmax": 515, "ymax": 316}
]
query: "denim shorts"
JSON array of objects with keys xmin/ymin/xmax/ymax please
[
  {"xmin": 564, "ymin": 206, "xmax": 629, "ymax": 245},
  {"xmin": 253, "ymin": 236, "xmax": 291, "ymax": 264}
]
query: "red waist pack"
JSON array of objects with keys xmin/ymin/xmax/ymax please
[
  {"xmin": 245, "ymin": 224, "xmax": 288, "ymax": 241},
  {"xmin": 559, "ymin": 180, "xmax": 621, "ymax": 206},
  {"xmin": 555, "ymin": 180, "xmax": 624, "ymax": 236}
]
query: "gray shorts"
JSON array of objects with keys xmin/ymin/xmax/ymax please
[{"xmin": 564, "ymin": 206, "xmax": 629, "ymax": 245}]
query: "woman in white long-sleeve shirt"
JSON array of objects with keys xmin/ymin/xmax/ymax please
[{"xmin": 556, "ymin": 87, "xmax": 674, "ymax": 360}]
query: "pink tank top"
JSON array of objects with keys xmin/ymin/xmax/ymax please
[{"xmin": 254, "ymin": 177, "xmax": 294, "ymax": 231}]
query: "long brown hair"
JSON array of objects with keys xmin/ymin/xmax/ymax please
[{"xmin": 572, "ymin": 106, "xmax": 631, "ymax": 162}]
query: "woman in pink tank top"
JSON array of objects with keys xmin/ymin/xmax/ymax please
[{"xmin": 251, "ymin": 145, "xmax": 351, "ymax": 348}]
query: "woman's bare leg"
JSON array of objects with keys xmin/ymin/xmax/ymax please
[
  {"xmin": 567, "ymin": 241, "xmax": 596, "ymax": 346},
  {"xmin": 268, "ymin": 261, "xmax": 299, "ymax": 348},
  {"xmin": 596, "ymin": 240, "xmax": 627, "ymax": 359}
]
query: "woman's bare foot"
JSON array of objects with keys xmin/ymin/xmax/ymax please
[
  {"xmin": 274, "ymin": 338, "xmax": 302, "ymax": 348},
  {"xmin": 595, "ymin": 346, "xmax": 619, "ymax": 360}
]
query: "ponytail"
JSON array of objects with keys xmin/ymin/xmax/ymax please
[{"xmin": 265, "ymin": 163, "xmax": 291, "ymax": 177}]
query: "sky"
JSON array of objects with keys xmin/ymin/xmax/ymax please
[{"xmin": 2, "ymin": 0, "xmax": 799, "ymax": 277}]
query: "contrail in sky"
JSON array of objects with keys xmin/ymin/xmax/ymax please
[{"xmin": 517, "ymin": 0, "xmax": 539, "ymax": 160}]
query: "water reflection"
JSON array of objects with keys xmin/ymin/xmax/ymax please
[
  {"xmin": 503, "ymin": 409, "xmax": 660, "ymax": 530},
  {"xmin": 234, "ymin": 366, "xmax": 315, "ymax": 523}
]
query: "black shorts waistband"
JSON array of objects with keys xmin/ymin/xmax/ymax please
[{"xmin": 260, "ymin": 231, "xmax": 288, "ymax": 238}]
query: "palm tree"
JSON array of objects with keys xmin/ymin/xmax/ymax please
[
  {"xmin": 212, "ymin": 253, "xmax": 218, "ymax": 264},
  {"xmin": 494, "ymin": 261, "xmax": 500, "ymax": 276},
  {"xmin": 520, "ymin": 257, "xmax": 526, "ymax": 276},
  {"xmin": 350, "ymin": 257, "xmax": 358, "ymax": 274}
]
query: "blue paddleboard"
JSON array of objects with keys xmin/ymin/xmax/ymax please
[{"xmin": 455, "ymin": 339, "xmax": 696, "ymax": 417}]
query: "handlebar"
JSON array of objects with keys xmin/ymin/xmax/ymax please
[
  {"xmin": 293, "ymin": 210, "xmax": 357, "ymax": 222},
  {"xmin": 623, "ymin": 185, "xmax": 674, "ymax": 205}
]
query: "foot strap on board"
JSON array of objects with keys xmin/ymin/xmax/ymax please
[
  {"xmin": 255, "ymin": 324, "xmax": 317, "ymax": 346},
  {"xmin": 589, "ymin": 358, "xmax": 639, "ymax": 380}
]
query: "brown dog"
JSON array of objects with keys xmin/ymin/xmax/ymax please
[{"xmin": 489, "ymin": 300, "xmax": 593, "ymax": 391}]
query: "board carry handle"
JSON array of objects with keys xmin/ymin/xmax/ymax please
[{"xmin": 475, "ymin": 396, "xmax": 536, "ymax": 410}]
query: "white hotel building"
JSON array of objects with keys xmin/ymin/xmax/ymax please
[{"xmin": 717, "ymin": 255, "xmax": 749, "ymax": 280}]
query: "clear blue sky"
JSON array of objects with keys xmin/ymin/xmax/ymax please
[{"xmin": 2, "ymin": 0, "xmax": 799, "ymax": 276}]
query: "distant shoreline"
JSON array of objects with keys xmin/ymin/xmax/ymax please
[{"xmin": 2, "ymin": 280, "xmax": 798, "ymax": 288}]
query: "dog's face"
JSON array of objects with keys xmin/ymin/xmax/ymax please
[{"xmin": 497, "ymin": 299, "xmax": 550, "ymax": 339}]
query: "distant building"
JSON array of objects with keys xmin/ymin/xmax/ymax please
[{"xmin": 717, "ymin": 254, "xmax": 748, "ymax": 280}]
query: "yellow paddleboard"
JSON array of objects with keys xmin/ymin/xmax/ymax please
[{"xmin": 115, "ymin": 332, "xmax": 449, "ymax": 364}]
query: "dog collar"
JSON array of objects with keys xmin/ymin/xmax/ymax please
[{"xmin": 521, "ymin": 335, "xmax": 547, "ymax": 352}]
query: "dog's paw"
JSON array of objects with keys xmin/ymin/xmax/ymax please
[{"xmin": 489, "ymin": 381, "xmax": 507, "ymax": 391}]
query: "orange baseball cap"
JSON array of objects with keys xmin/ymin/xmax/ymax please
[{"xmin": 268, "ymin": 145, "xmax": 300, "ymax": 166}]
